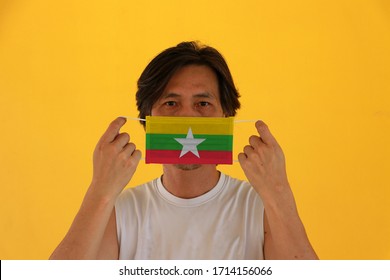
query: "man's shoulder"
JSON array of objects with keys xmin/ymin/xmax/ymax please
[
  {"xmin": 119, "ymin": 177, "xmax": 159, "ymax": 199},
  {"xmin": 222, "ymin": 173, "xmax": 251, "ymax": 188},
  {"xmin": 220, "ymin": 173, "xmax": 263, "ymax": 207},
  {"xmin": 221, "ymin": 173, "xmax": 258, "ymax": 197}
]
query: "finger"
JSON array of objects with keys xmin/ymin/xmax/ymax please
[
  {"xmin": 249, "ymin": 135, "xmax": 263, "ymax": 149},
  {"xmin": 243, "ymin": 145, "xmax": 254, "ymax": 156},
  {"xmin": 121, "ymin": 142, "xmax": 136, "ymax": 157},
  {"xmin": 132, "ymin": 149, "xmax": 142, "ymax": 161},
  {"xmin": 114, "ymin": 133, "xmax": 130, "ymax": 149},
  {"xmin": 238, "ymin": 152, "xmax": 247, "ymax": 163},
  {"xmin": 255, "ymin": 120, "xmax": 277, "ymax": 146},
  {"xmin": 100, "ymin": 117, "xmax": 127, "ymax": 144}
]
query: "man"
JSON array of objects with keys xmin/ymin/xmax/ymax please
[{"xmin": 50, "ymin": 41, "xmax": 318, "ymax": 259}]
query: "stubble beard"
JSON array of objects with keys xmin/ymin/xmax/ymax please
[{"xmin": 173, "ymin": 164, "xmax": 202, "ymax": 171}]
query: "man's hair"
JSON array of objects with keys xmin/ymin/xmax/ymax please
[{"xmin": 136, "ymin": 41, "xmax": 240, "ymax": 124}]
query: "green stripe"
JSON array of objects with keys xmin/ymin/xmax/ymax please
[{"xmin": 146, "ymin": 133, "xmax": 233, "ymax": 151}]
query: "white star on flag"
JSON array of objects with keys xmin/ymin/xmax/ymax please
[{"xmin": 174, "ymin": 127, "xmax": 206, "ymax": 158}]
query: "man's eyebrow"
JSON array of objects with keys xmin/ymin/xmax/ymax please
[
  {"xmin": 193, "ymin": 92, "xmax": 215, "ymax": 99},
  {"xmin": 160, "ymin": 93, "xmax": 180, "ymax": 99},
  {"xmin": 161, "ymin": 92, "xmax": 215, "ymax": 99}
]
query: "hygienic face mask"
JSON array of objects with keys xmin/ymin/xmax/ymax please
[{"xmin": 122, "ymin": 116, "xmax": 257, "ymax": 165}]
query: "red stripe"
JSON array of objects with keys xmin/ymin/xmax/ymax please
[{"xmin": 146, "ymin": 150, "xmax": 232, "ymax": 164}]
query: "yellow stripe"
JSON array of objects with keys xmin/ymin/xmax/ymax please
[{"xmin": 146, "ymin": 116, "xmax": 234, "ymax": 135}]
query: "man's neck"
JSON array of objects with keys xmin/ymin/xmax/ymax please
[{"xmin": 161, "ymin": 164, "xmax": 220, "ymax": 199}]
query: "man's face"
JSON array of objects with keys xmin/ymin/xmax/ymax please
[
  {"xmin": 151, "ymin": 64, "xmax": 224, "ymax": 118},
  {"xmin": 151, "ymin": 64, "xmax": 224, "ymax": 170}
]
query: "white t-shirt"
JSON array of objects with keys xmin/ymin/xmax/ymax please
[{"xmin": 115, "ymin": 172, "xmax": 264, "ymax": 259}]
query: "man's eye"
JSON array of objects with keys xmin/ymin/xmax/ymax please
[
  {"xmin": 198, "ymin": 101, "xmax": 210, "ymax": 107},
  {"xmin": 165, "ymin": 101, "xmax": 176, "ymax": 106}
]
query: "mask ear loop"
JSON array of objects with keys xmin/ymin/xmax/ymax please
[
  {"xmin": 234, "ymin": 119, "xmax": 258, "ymax": 123},
  {"xmin": 120, "ymin": 116, "xmax": 257, "ymax": 163},
  {"xmin": 120, "ymin": 116, "xmax": 146, "ymax": 122}
]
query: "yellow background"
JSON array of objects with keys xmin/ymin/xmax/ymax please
[{"xmin": 0, "ymin": 0, "xmax": 389, "ymax": 259}]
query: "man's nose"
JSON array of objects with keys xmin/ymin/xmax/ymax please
[{"xmin": 176, "ymin": 104, "xmax": 201, "ymax": 117}]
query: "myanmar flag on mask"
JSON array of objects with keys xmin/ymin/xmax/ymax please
[{"xmin": 145, "ymin": 116, "xmax": 234, "ymax": 164}]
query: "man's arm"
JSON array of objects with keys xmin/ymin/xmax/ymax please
[
  {"xmin": 238, "ymin": 120, "xmax": 318, "ymax": 259},
  {"xmin": 50, "ymin": 117, "xmax": 141, "ymax": 259},
  {"xmin": 49, "ymin": 190, "xmax": 118, "ymax": 259},
  {"xmin": 97, "ymin": 208, "xmax": 119, "ymax": 259},
  {"xmin": 262, "ymin": 199, "xmax": 318, "ymax": 259}
]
